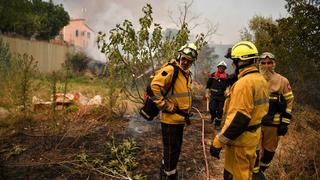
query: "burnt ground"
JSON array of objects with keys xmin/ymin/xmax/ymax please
[
  {"xmin": 2, "ymin": 105, "xmax": 318, "ymax": 180},
  {"xmin": 0, "ymin": 108, "xmax": 224, "ymax": 180}
]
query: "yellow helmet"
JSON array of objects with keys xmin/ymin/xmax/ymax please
[
  {"xmin": 178, "ymin": 43, "xmax": 198, "ymax": 61},
  {"xmin": 231, "ymin": 41, "xmax": 259, "ymax": 61}
]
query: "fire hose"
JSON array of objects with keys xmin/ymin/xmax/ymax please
[{"xmin": 192, "ymin": 106, "xmax": 209, "ymax": 180}]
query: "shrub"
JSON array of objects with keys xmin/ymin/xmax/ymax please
[
  {"xmin": 66, "ymin": 51, "xmax": 89, "ymax": 74},
  {"xmin": 10, "ymin": 54, "xmax": 38, "ymax": 119}
]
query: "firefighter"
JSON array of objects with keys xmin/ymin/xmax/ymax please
[
  {"xmin": 252, "ymin": 52, "xmax": 294, "ymax": 179},
  {"xmin": 205, "ymin": 61, "xmax": 229, "ymax": 129},
  {"xmin": 150, "ymin": 43, "xmax": 198, "ymax": 180},
  {"xmin": 210, "ymin": 41, "xmax": 269, "ymax": 180}
]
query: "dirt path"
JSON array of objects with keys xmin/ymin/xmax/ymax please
[{"xmin": 131, "ymin": 114, "xmax": 225, "ymax": 180}]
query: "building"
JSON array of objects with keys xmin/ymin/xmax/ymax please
[{"xmin": 59, "ymin": 18, "xmax": 94, "ymax": 49}]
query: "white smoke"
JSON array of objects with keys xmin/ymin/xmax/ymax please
[
  {"xmin": 53, "ymin": 0, "xmax": 171, "ymax": 33},
  {"xmin": 52, "ymin": 0, "xmax": 213, "ymax": 62},
  {"xmin": 52, "ymin": 0, "xmax": 175, "ymax": 62}
]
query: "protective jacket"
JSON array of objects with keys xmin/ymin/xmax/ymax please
[
  {"xmin": 151, "ymin": 59, "xmax": 192, "ymax": 124},
  {"xmin": 262, "ymin": 72, "xmax": 294, "ymax": 126},
  {"xmin": 206, "ymin": 72, "xmax": 229, "ymax": 101},
  {"xmin": 213, "ymin": 66, "xmax": 269, "ymax": 148}
]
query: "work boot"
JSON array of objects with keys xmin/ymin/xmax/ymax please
[
  {"xmin": 252, "ymin": 170, "xmax": 266, "ymax": 180},
  {"xmin": 214, "ymin": 118, "xmax": 222, "ymax": 129},
  {"xmin": 168, "ymin": 172, "xmax": 178, "ymax": 180},
  {"xmin": 160, "ymin": 171, "xmax": 178, "ymax": 180},
  {"xmin": 160, "ymin": 166, "xmax": 178, "ymax": 180}
]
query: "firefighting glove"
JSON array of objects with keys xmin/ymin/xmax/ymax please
[
  {"xmin": 277, "ymin": 123, "xmax": 289, "ymax": 136},
  {"xmin": 210, "ymin": 145, "xmax": 222, "ymax": 159},
  {"xmin": 164, "ymin": 101, "xmax": 177, "ymax": 113}
]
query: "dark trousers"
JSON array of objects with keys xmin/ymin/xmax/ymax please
[
  {"xmin": 161, "ymin": 123, "xmax": 185, "ymax": 171},
  {"xmin": 209, "ymin": 99, "xmax": 225, "ymax": 119}
]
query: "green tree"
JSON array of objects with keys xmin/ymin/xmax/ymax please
[
  {"xmin": 32, "ymin": 0, "xmax": 70, "ymax": 40},
  {"xmin": 244, "ymin": 16, "xmax": 277, "ymax": 53},
  {"xmin": 97, "ymin": 4, "xmax": 207, "ymax": 103},
  {"xmin": 244, "ymin": 0, "xmax": 320, "ymax": 108},
  {"xmin": 0, "ymin": 0, "xmax": 70, "ymax": 40},
  {"xmin": 274, "ymin": 0, "xmax": 320, "ymax": 107},
  {"xmin": 239, "ymin": 27, "xmax": 253, "ymax": 42}
]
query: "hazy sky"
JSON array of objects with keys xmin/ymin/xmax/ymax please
[{"xmin": 53, "ymin": 0, "xmax": 289, "ymax": 44}]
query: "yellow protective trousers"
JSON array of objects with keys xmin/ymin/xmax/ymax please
[
  {"xmin": 260, "ymin": 126, "xmax": 279, "ymax": 152},
  {"xmin": 224, "ymin": 145, "xmax": 257, "ymax": 180},
  {"xmin": 253, "ymin": 126, "xmax": 279, "ymax": 173}
]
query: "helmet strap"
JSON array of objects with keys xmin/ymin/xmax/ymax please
[{"xmin": 233, "ymin": 60, "xmax": 239, "ymax": 78}]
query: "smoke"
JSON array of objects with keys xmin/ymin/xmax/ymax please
[
  {"xmin": 52, "ymin": 0, "xmax": 213, "ymax": 61},
  {"xmin": 52, "ymin": 0, "xmax": 175, "ymax": 61},
  {"xmin": 53, "ymin": 0, "xmax": 171, "ymax": 33}
]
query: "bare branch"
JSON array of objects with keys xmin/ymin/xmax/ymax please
[
  {"xmin": 168, "ymin": 9, "xmax": 180, "ymax": 28},
  {"xmin": 169, "ymin": 0, "xmax": 214, "ymax": 34},
  {"xmin": 122, "ymin": 89, "xmax": 143, "ymax": 104}
]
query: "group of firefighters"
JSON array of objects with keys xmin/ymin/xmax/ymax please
[{"xmin": 149, "ymin": 41, "xmax": 294, "ymax": 180}]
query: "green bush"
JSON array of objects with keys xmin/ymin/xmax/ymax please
[
  {"xmin": 11, "ymin": 54, "xmax": 38, "ymax": 119},
  {"xmin": 66, "ymin": 51, "xmax": 89, "ymax": 74}
]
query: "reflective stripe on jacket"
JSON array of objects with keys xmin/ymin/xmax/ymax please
[
  {"xmin": 151, "ymin": 60, "xmax": 192, "ymax": 124},
  {"xmin": 206, "ymin": 72, "xmax": 229, "ymax": 101},
  {"xmin": 213, "ymin": 66, "xmax": 269, "ymax": 147},
  {"xmin": 267, "ymin": 72, "xmax": 294, "ymax": 125}
]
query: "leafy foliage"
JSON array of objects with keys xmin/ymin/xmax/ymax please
[
  {"xmin": 97, "ymin": 4, "xmax": 207, "ymax": 103},
  {"xmin": 66, "ymin": 51, "xmax": 89, "ymax": 74},
  {"xmin": 0, "ymin": 52, "xmax": 38, "ymax": 116},
  {"xmin": 77, "ymin": 138, "xmax": 145, "ymax": 180},
  {"xmin": 246, "ymin": 16, "xmax": 277, "ymax": 52},
  {"xmin": 239, "ymin": 27, "xmax": 253, "ymax": 42},
  {"xmin": 0, "ymin": 42, "xmax": 38, "ymax": 114},
  {"xmin": 244, "ymin": 0, "xmax": 320, "ymax": 108},
  {"xmin": 0, "ymin": 0, "xmax": 70, "ymax": 40},
  {"xmin": 10, "ymin": 54, "xmax": 38, "ymax": 118}
]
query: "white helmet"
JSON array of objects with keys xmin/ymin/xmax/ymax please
[{"xmin": 217, "ymin": 61, "xmax": 227, "ymax": 69}]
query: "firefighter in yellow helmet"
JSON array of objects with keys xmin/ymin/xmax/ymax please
[
  {"xmin": 210, "ymin": 41, "xmax": 269, "ymax": 180},
  {"xmin": 150, "ymin": 43, "xmax": 197, "ymax": 180},
  {"xmin": 252, "ymin": 52, "xmax": 294, "ymax": 179}
]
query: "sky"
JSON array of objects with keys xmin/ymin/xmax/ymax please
[{"xmin": 52, "ymin": 0, "xmax": 289, "ymax": 45}]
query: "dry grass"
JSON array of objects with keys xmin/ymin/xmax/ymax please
[
  {"xmin": 32, "ymin": 76, "xmax": 110, "ymax": 102},
  {"xmin": 1, "ymin": 72, "xmax": 319, "ymax": 179},
  {"xmin": 266, "ymin": 104, "xmax": 320, "ymax": 180}
]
